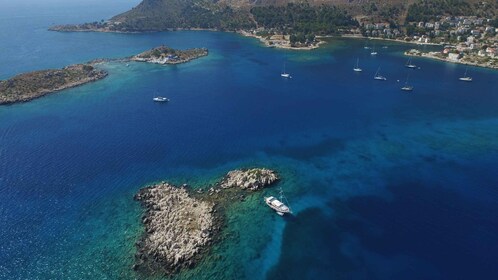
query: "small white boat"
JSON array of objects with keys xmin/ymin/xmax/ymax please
[
  {"xmin": 459, "ymin": 77, "xmax": 472, "ymax": 82},
  {"xmin": 353, "ymin": 58, "xmax": 362, "ymax": 72},
  {"xmin": 264, "ymin": 188, "xmax": 292, "ymax": 216},
  {"xmin": 370, "ymin": 51, "xmax": 378, "ymax": 56},
  {"xmin": 281, "ymin": 62, "xmax": 291, "ymax": 78},
  {"xmin": 153, "ymin": 96, "xmax": 170, "ymax": 102},
  {"xmin": 459, "ymin": 68, "xmax": 472, "ymax": 82},
  {"xmin": 405, "ymin": 57, "xmax": 417, "ymax": 68},
  {"xmin": 401, "ymin": 74, "xmax": 413, "ymax": 91},
  {"xmin": 373, "ymin": 67, "xmax": 387, "ymax": 81}
]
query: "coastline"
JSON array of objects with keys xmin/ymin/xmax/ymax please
[
  {"xmin": 341, "ymin": 34, "xmax": 443, "ymax": 46},
  {"xmin": 405, "ymin": 50, "xmax": 498, "ymax": 70},
  {"xmin": 49, "ymin": 25, "xmax": 325, "ymax": 51},
  {"xmin": 237, "ymin": 30, "xmax": 324, "ymax": 51}
]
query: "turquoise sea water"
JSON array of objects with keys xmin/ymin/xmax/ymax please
[{"xmin": 1, "ymin": 1, "xmax": 498, "ymax": 279}]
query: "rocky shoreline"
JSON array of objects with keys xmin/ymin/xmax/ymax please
[
  {"xmin": 131, "ymin": 46, "xmax": 208, "ymax": 65},
  {"xmin": 0, "ymin": 64, "xmax": 107, "ymax": 105},
  {"xmin": 133, "ymin": 168, "xmax": 279, "ymax": 276}
]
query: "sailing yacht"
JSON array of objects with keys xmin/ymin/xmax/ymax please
[
  {"xmin": 405, "ymin": 57, "xmax": 417, "ymax": 68},
  {"xmin": 401, "ymin": 74, "xmax": 413, "ymax": 91},
  {"xmin": 153, "ymin": 96, "xmax": 170, "ymax": 102},
  {"xmin": 373, "ymin": 67, "xmax": 387, "ymax": 80},
  {"xmin": 353, "ymin": 58, "xmax": 362, "ymax": 72},
  {"xmin": 281, "ymin": 62, "xmax": 291, "ymax": 78},
  {"xmin": 264, "ymin": 187, "xmax": 292, "ymax": 216},
  {"xmin": 370, "ymin": 44, "xmax": 378, "ymax": 55},
  {"xmin": 459, "ymin": 67, "xmax": 472, "ymax": 82}
]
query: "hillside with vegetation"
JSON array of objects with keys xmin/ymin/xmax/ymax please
[
  {"xmin": 49, "ymin": 0, "xmax": 497, "ymax": 44},
  {"xmin": 406, "ymin": 0, "xmax": 497, "ymax": 22}
]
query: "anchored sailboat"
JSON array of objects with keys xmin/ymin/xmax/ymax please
[
  {"xmin": 281, "ymin": 62, "xmax": 291, "ymax": 78},
  {"xmin": 405, "ymin": 57, "xmax": 417, "ymax": 69},
  {"xmin": 459, "ymin": 67, "xmax": 472, "ymax": 82},
  {"xmin": 264, "ymin": 187, "xmax": 292, "ymax": 216},
  {"xmin": 153, "ymin": 96, "xmax": 170, "ymax": 102},
  {"xmin": 373, "ymin": 67, "xmax": 387, "ymax": 81},
  {"xmin": 353, "ymin": 58, "xmax": 362, "ymax": 72},
  {"xmin": 401, "ymin": 74, "xmax": 413, "ymax": 91}
]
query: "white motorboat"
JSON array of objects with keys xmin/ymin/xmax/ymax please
[{"xmin": 264, "ymin": 188, "xmax": 292, "ymax": 216}]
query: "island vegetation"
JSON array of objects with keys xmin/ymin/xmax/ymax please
[
  {"xmin": 133, "ymin": 168, "xmax": 279, "ymax": 276},
  {"xmin": 0, "ymin": 45, "xmax": 209, "ymax": 105},
  {"xmin": 0, "ymin": 64, "xmax": 107, "ymax": 105},
  {"xmin": 131, "ymin": 45, "xmax": 208, "ymax": 65}
]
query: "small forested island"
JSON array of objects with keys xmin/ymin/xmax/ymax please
[
  {"xmin": 133, "ymin": 168, "xmax": 279, "ymax": 275},
  {"xmin": 0, "ymin": 64, "xmax": 107, "ymax": 105},
  {"xmin": 131, "ymin": 46, "xmax": 208, "ymax": 65}
]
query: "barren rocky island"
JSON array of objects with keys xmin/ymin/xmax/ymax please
[{"xmin": 133, "ymin": 168, "xmax": 279, "ymax": 275}]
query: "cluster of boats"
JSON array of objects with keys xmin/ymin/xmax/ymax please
[{"xmin": 353, "ymin": 51, "xmax": 473, "ymax": 92}]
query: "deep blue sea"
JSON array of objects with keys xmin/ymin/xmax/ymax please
[{"xmin": 1, "ymin": 1, "xmax": 498, "ymax": 279}]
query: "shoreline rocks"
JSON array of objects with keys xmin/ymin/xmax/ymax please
[{"xmin": 133, "ymin": 168, "xmax": 279, "ymax": 276}]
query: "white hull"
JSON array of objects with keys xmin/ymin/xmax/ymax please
[
  {"xmin": 401, "ymin": 86, "xmax": 413, "ymax": 91},
  {"xmin": 374, "ymin": 76, "xmax": 387, "ymax": 81},
  {"xmin": 265, "ymin": 196, "xmax": 291, "ymax": 215},
  {"xmin": 153, "ymin": 97, "xmax": 170, "ymax": 102},
  {"xmin": 370, "ymin": 52, "xmax": 378, "ymax": 56},
  {"xmin": 459, "ymin": 77, "xmax": 472, "ymax": 82},
  {"xmin": 353, "ymin": 68, "xmax": 362, "ymax": 72},
  {"xmin": 281, "ymin": 73, "xmax": 291, "ymax": 78}
]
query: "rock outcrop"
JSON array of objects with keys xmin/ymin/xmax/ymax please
[
  {"xmin": 134, "ymin": 168, "xmax": 279, "ymax": 275},
  {"xmin": 134, "ymin": 183, "xmax": 215, "ymax": 274},
  {"xmin": 219, "ymin": 168, "xmax": 279, "ymax": 191}
]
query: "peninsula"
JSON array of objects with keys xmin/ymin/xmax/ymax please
[
  {"xmin": 0, "ymin": 64, "xmax": 107, "ymax": 105},
  {"xmin": 131, "ymin": 46, "xmax": 208, "ymax": 65},
  {"xmin": 133, "ymin": 168, "xmax": 279, "ymax": 275}
]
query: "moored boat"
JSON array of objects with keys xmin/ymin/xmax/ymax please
[
  {"xmin": 264, "ymin": 188, "xmax": 292, "ymax": 216},
  {"xmin": 153, "ymin": 96, "xmax": 170, "ymax": 102},
  {"xmin": 281, "ymin": 62, "xmax": 291, "ymax": 78},
  {"xmin": 353, "ymin": 58, "xmax": 362, "ymax": 72},
  {"xmin": 459, "ymin": 67, "xmax": 472, "ymax": 82},
  {"xmin": 373, "ymin": 67, "xmax": 387, "ymax": 81}
]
